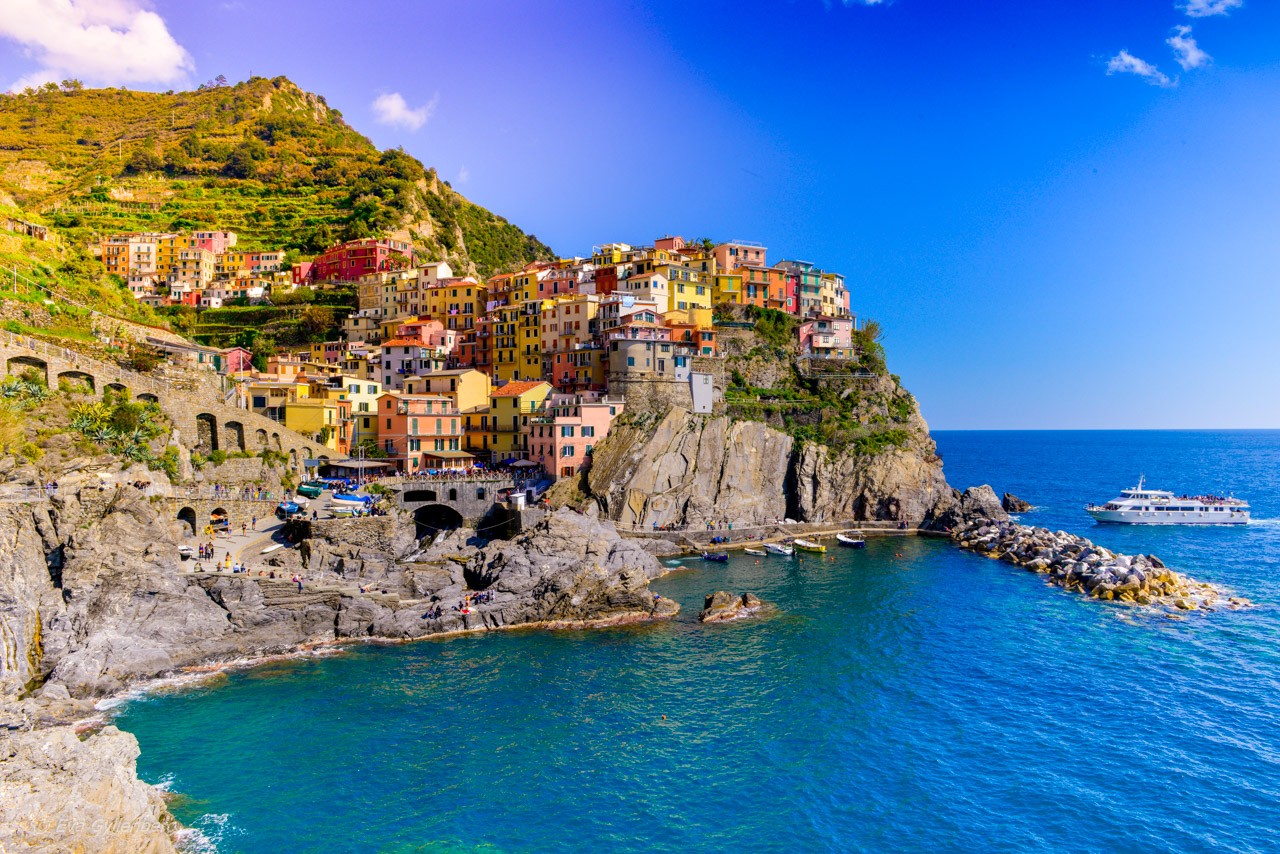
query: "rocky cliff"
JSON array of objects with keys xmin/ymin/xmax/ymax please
[{"xmin": 582, "ymin": 405, "xmax": 989, "ymax": 530}]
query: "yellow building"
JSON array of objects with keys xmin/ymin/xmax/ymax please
[
  {"xmin": 156, "ymin": 233, "xmax": 192, "ymax": 278},
  {"xmin": 661, "ymin": 263, "xmax": 713, "ymax": 313},
  {"xmin": 422, "ymin": 277, "xmax": 487, "ymax": 333},
  {"xmin": 402, "ymin": 368, "xmax": 491, "ymax": 414},
  {"xmin": 491, "ymin": 304, "xmax": 521, "ymax": 383},
  {"xmin": 319, "ymin": 374, "xmax": 384, "ymax": 447},
  {"xmin": 712, "ymin": 272, "xmax": 744, "ymax": 306},
  {"xmin": 484, "ymin": 380, "xmax": 552, "ymax": 462},
  {"xmin": 282, "ymin": 398, "xmax": 350, "ymax": 454}
]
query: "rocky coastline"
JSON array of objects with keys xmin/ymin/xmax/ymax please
[
  {"xmin": 0, "ymin": 470, "xmax": 678, "ymax": 853},
  {"xmin": 952, "ymin": 519, "xmax": 1249, "ymax": 612}
]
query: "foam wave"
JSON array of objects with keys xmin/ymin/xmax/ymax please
[{"xmin": 175, "ymin": 812, "xmax": 239, "ymax": 854}]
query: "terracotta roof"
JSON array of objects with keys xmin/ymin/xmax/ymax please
[
  {"xmin": 381, "ymin": 337, "xmax": 424, "ymax": 347},
  {"xmin": 491, "ymin": 380, "xmax": 549, "ymax": 398}
]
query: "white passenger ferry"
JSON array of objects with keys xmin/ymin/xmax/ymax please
[{"xmin": 1085, "ymin": 477, "xmax": 1249, "ymax": 525}]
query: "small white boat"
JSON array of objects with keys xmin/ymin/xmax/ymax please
[
  {"xmin": 794, "ymin": 538, "xmax": 826, "ymax": 554},
  {"xmin": 177, "ymin": 545, "xmax": 194, "ymax": 560},
  {"xmin": 836, "ymin": 534, "xmax": 866, "ymax": 548},
  {"xmin": 328, "ymin": 504, "xmax": 357, "ymax": 517},
  {"xmin": 744, "ymin": 547, "xmax": 767, "ymax": 556},
  {"xmin": 763, "ymin": 542, "xmax": 794, "ymax": 557},
  {"xmin": 260, "ymin": 543, "xmax": 283, "ymax": 555}
]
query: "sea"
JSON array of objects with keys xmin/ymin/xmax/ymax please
[{"xmin": 112, "ymin": 430, "xmax": 1280, "ymax": 853}]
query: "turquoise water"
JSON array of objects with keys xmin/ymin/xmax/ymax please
[{"xmin": 114, "ymin": 431, "xmax": 1280, "ymax": 852}]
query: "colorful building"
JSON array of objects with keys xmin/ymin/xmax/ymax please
[
  {"xmin": 526, "ymin": 392, "xmax": 623, "ymax": 480},
  {"xmin": 484, "ymin": 380, "xmax": 553, "ymax": 463},
  {"xmin": 376, "ymin": 392, "xmax": 467, "ymax": 471},
  {"xmin": 311, "ymin": 238, "xmax": 413, "ymax": 283}
]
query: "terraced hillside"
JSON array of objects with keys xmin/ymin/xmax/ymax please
[{"xmin": 0, "ymin": 76, "xmax": 554, "ymax": 277}]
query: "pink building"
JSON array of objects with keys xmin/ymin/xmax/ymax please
[
  {"xmin": 654, "ymin": 235, "xmax": 686, "ymax": 252},
  {"xmin": 526, "ymin": 392, "xmax": 624, "ymax": 480},
  {"xmin": 798, "ymin": 316, "xmax": 855, "ymax": 357},
  {"xmin": 191, "ymin": 230, "xmax": 237, "ymax": 254},
  {"xmin": 219, "ymin": 347, "xmax": 254, "ymax": 374},
  {"xmin": 713, "ymin": 241, "xmax": 767, "ymax": 272}
]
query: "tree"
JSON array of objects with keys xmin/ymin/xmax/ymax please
[{"xmin": 298, "ymin": 305, "xmax": 334, "ymax": 339}]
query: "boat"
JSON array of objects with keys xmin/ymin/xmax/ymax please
[
  {"xmin": 793, "ymin": 538, "xmax": 826, "ymax": 554},
  {"xmin": 177, "ymin": 545, "xmax": 194, "ymax": 560},
  {"xmin": 261, "ymin": 543, "xmax": 283, "ymax": 555},
  {"xmin": 275, "ymin": 501, "xmax": 301, "ymax": 520},
  {"xmin": 744, "ymin": 547, "xmax": 767, "ymax": 556},
  {"xmin": 330, "ymin": 491, "xmax": 371, "ymax": 506},
  {"xmin": 836, "ymin": 533, "xmax": 866, "ymax": 548},
  {"xmin": 763, "ymin": 542, "xmax": 794, "ymax": 556},
  {"xmin": 702, "ymin": 552, "xmax": 729, "ymax": 562},
  {"xmin": 328, "ymin": 504, "xmax": 358, "ymax": 518},
  {"xmin": 1085, "ymin": 476, "xmax": 1249, "ymax": 525}
]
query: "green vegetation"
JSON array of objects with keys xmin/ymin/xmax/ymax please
[
  {"xmin": 0, "ymin": 371, "xmax": 51, "ymax": 455},
  {"xmin": 67, "ymin": 391, "xmax": 168, "ymax": 463},
  {"xmin": 0, "ymin": 77, "xmax": 555, "ymax": 277}
]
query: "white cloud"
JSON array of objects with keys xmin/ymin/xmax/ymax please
[
  {"xmin": 1180, "ymin": 0, "xmax": 1243, "ymax": 17},
  {"xmin": 0, "ymin": 0, "xmax": 193, "ymax": 92},
  {"xmin": 1106, "ymin": 50, "xmax": 1176, "ymax": 88},
  {"xmin": 1167, "ymin": 25, "xmax": 1211, "ymax": 70},
  {"xmin": 456, "ymin": 165, "xmax": 470, "ymax": 185},
  {"xmin": 371, "ymin": 92, "xmax": 438, "ymax": 132}
]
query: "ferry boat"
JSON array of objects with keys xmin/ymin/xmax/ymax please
[{"xmin": 1085, "ymin": 477, "xmax": 1249, "ymax": 525}]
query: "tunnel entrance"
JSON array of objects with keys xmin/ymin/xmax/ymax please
[{"xmin": 413, "ymin": 503, "xmax": 464, "ymax": 539}]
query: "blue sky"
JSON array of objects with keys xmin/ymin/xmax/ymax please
[{"xmin": 1, "ymin": 0, "xmax": 1277, "ymax": 429}]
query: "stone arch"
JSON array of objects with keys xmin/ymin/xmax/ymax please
[
  {"xmin": 177, "ymin": 507, "xmax": 197, "ymax": 536},
  {"xmin": 303, "ymin": 447, "xmax": 314, "ymax": 459},
  {"xmin": 448, "ymin": 487, "xmax": 458, "ymax": 502},
  {"xmin": 104, "ymin": 381, "xmax": 128, "ymax": 398},
  {"xmin": 288, "ymin": 449, "xmax": 298, "ymax": 468},
  {"xmin": 223, "ymin": 421, "xmax": 246, "ymax": 452},
  {"xmin": 255, "ymin": 428, "xmax": 268, "ymax": 449},
  {"xmin": 271, "ymin": 432, "xmax": 281, "ymax": 451},
  {"xmin": 57, "ymin": 370, "xmax": 95, "ymax": 392},
  {"xmin": 195, "ymin": 413, "xmax": 218, "ymax": 454},
  {"xmin": 137, "ymin": 392, "xmax": 159, "ymax": 404},
  {"xmin": 404, "ymin": 489, "xmax": 438, "ymax": 503},
  {"xmin": 413, "ymin": 504, "xmax": 463, "ymax": 539},
  {"xmin": 6, "ymin": 355, "xmax": 47, "ymax": 385}
]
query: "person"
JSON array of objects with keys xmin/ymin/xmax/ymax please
[
  {"xmin": 311, "ymin": 510, "xmax": 318, "ymax": 521},
  {"xmin": 241, "ymin": 523, "xmax": 248, "ymax": 536},
  {"xmin": 251, "ymin": 515, "xmax": 257, "ymax": 531}
]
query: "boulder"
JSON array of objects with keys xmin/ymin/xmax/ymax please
[
  {"xmin": 698, "ymin": 591, "xmax": 768, "ymax": 623},
  {"xmin": 1001, "ymin": 492, "xmax": 1033, "ymax": 513}
]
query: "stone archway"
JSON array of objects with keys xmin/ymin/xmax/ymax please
[
  {"xmin": 137, "ymin": 392, "xmax": 159, "ymax": 404},
  {"xmin": 223, "ymin": 421, "xmax": 246, "ymax": 452},
  {"xmin": 288, "ymin": 448, "xmax": 298, "ymax": 468},
  {"xmin": 210, "ymin": 507, "xmax": 228, "ymax": 533},
  {"xmin": 271, "ymin": 432, "xmax": 281, "ymax": 451},
  {"xmin": 404, "ymin": 489, "xmax": 438, "ymax": 503},
  {"xmin": 177, "ymin": 507, "xmax": 197, "ymax": 536},
  {"xmin": 6, "ymin": 355, "xmax": 47, "ymax": 385},
  {"xmin": 413, "ymin": 503, "xmax": 464, "ymax": 539},
  {"xmin": 255, "ymin": 428, "xmax": 268, "ymax": 449},
  {"xmin": 57, "ymin": 370, "xmax": 95, "ymax": 393},
  {"xmin": 195, "ymin": 413, "xmax": 218, "ymax": 454},
  {"xmin": 105, "ymin": 382, "xmax": 128, "ymax": 398}
]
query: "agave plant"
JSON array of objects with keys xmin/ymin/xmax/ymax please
[{"xmin": 89, "ymin": 426, "xmax": 118, "ymax": 445}]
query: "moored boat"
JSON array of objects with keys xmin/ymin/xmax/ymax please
[
  {"xmin": 702, "ymin": 552, "xmax": 729, "ymax": 562},
  {"xmin": 763, "ymin": 542, "xmax": 794, "ymax": 557},
  {"xmin": 744, "ymin": 547, "xmax": 767, "ymax": 556},
  {"xmin": 836, "ymin": 533, "xmax": 866, "ymax": 548},
  {"xmin": 793, "ymin": 538, "xmax": 826, "ymax": 554}
]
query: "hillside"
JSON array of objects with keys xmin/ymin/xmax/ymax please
[{"xmin": 0, "ymin": 76, "xmax": 554, "ymax": 278}]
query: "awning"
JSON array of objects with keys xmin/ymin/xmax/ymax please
[
  {"xmin": 328, "ymin": 460, "xmax": 393, "ymax": 471},
  {"xmin": 423, "ymin": 450, "xmax": 475, "ymax": 460}
]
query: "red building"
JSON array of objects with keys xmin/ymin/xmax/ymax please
[
  {"xmin": 594, "ymin": 265, "xmax": 619, "ymax": 296},
  {"xmin": 310, "ymin": 238, "xmax": 413, "ymax": 283}
]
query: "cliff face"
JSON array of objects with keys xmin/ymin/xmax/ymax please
[{"xmin": 584, "ymin": 405, "xmax": 964, "ymax": 529}]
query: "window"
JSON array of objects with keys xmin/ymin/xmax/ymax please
[
  {"xmin": 561, "ymin": 425, "xmax": 575, "ymax": 437},
  {"xmin": 582, "ymin": 426, "xmax": 595, "ymax": 437},
  {"xmin": 409, "ymin": 439, "xmax": 420, "ymax": 452},
  {"xmin": 386, "ymin": 418, "xmax": 392, "ymax": 430},
  {"xmin": 627, "ymin": 356, "xmax": 635, "ymax": 367}
]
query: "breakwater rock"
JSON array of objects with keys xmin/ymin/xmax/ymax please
[
  {"xmin": 952, "ymin": 520, "xmax": 1248, "ymax": 611},
  {"xmin": 698, "ymin": 591, "xmax": 768, "ymax": 623},
  {"xmin": 1002, "ymin": 493, "xmax": 1033, "ymax": 513}
]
